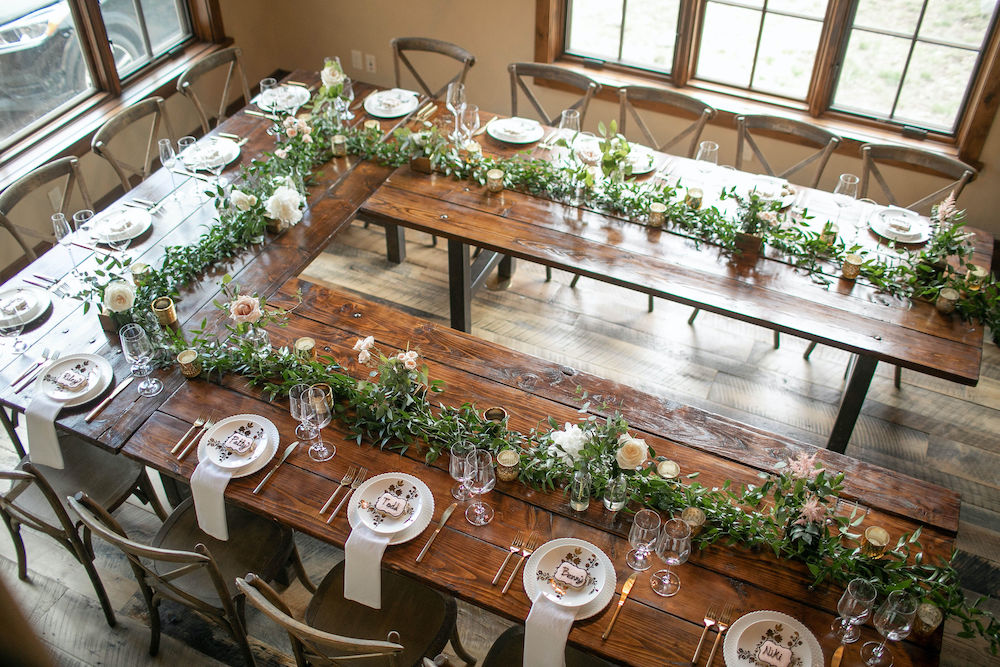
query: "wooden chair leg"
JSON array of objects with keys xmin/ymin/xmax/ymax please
[
  {"xmin": 136, "ymin": 470, "xmax": 169, "ymax": 520},
  {"xmin": 0, "ymin": 408, "xmax": 25, "ymax": 459},
  {"xmin": 894, "ymin": 365, "xmax": 902, "ymax": 389},
  {"xmin": 648, "ymin": 295, "xmax": 654, "ymax": 313},
  {"xmin": 2, "ymin": 514, "xmax": 28, "ymax": 580},
  {"xmin": 803, "ymin": 341, "xmax": 818, "ymax": 360},
  {"xmin": 144, "ymin": 590, "xmax": 162, "ymax": 655},
  {"xmin": 232, "ymin": 595, "xmax": 256, "ymax": 666},
  {"xmin": 773, "ymin": 331, "xmax": 780, "ymax": 349},
  {"xmin": 450, "ymin": 624, "xmax": 477, "ymax": 666},
  {"xmin": 569, "ymin": 274, "xmax": 581, "ymax": 288},
  {"xmin": 75, "ymin": 540, "xmax": 117, "ymax": 627},
  {"xmin": 545, "ymin": 266, "xmax": 552, "ymax": 282},
  {"xmin": 289, "ymin": 543, "xmax": 316, "ymax": 593},
  {"xmin": 430, "ymin": 234, "xmax": 438, "ymax": 247},
  {"xmin": 688, "ymin": 308, "xmax": 700, "ymax": 325}
]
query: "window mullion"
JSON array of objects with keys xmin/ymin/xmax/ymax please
[
  {"xmin": 747, "ymin": 1, "xmax": 768, "ymax": 90},
  {"xmin": 887, "ymin": 0, "xmax": 930, "ymax": 120},
  {"xmin": 130, "ymin": 0, "xmax": 156, "ymax": 61},
  {"xmin": 618, "ymin": 0, "xmax": 628, "ymax": 62},
  {"xmin": 808, "ymin": 0, "xmax": 855, "ymax": 117},
  {"xmin": 69, "ymin": 0, "xmax": 123, "ymax": 95}
]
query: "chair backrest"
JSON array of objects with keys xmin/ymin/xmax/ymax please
[
  {"xmin": 0, "ymin": 463, "xmax": 81, "ymax": 549},
  {"xmin": 391, "ymin": 37, "xmax": 476, "ymax": 100},
  {"xmin": 67, "ymin": 493, "xmax": 236, "ymax": 623},
  {"xmin": 860, "ymin": 143, "xmax": 976, "ymax": 215},
  {"xmin": 735, "ymin": 114, "xmax": 841, "ymax": 188},
  {"xmin": 618, "ymin": 85, "xmax": 716, "ymax": 158},
  {"xmin": 92, "ymin": 96, "xmax": 176, "ymax": 192},
  {"xmin": 236, "ymin": 574, "xmax": 405, "ymax": 667},
  {"xmin": 176, "ymin": 46, "xmax": 252, "ymax": 134},
  {"xmin": 508, "ymin": 63, "xmax": 601, "ymax": 126},
  {"xmin": 0, "ymin": 156, "xmax": 94, "ymax": 261}
]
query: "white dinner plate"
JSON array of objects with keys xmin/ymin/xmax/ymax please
[
  {"xmin": 180, "ymin": 137, "xmax": 241, "ymax": 171},
  {"xmin": 197, "ymin": 414, "xmax": 279, "ymax": 475},
  {"xmin": 534, "ymin": 541, "xmax": 607, "ymax": 608},
  {"xmin": 354, "ymin": 474, "xmax": 423, "ymax": 535},
  {"xmin": 626, "ymin": 145, "xmax": 657, "ymax": 176},
  {"xmin": 253, "ymin": 85, "xmax": 311, "ymax": 113},
  {"xmin": 746, "ymin": 176, "xmax": 796, "ymax": 209},
  {"xmin": 91, "ymin": 208, "xmax": 152, "ymax": 244},
  {"xmin": 487, "ymin": 117, "xmax": 545, "ymax": 144},
  {"xmin": 724, "ymin": 610, "xmax": 823, "ymax": 667},
  {"xmin": 868, "ymin": 207, "xmax": 931, "ymax": 244},
  {"xmin": 0, "ymin": 286, "xmax": 50, "ymax": 328},
  {"xmin": 523, "ymin": 538, "xmax": 616, "ymax": 620},
  {"xmin": 346, "ymin": 472, "xmax": 434, "ymax": 545},
  {"xmin": 36, "ymin": 353, "xmax": 113, "ymax": 407},
  {"xmin": 363, "ymin": 88, "xmax": 419, "ymax": 118}
]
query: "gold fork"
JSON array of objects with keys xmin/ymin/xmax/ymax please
[
  {"xmin": 177, "ymin": 415, "xmax": 216, "ymax": 460},
  {"xmin": 502, "ymin": 531, "xmax": 539, "ymax": 594},
  {"xmin": 319, "ymin": 465, "xmax": 358, "ymax": 515},
  {"xmin": 327, "ymin": 467, "xmax": 368, "ymax": 524},
  {"xmin": 492, "ymin": 531, "xmax": 525, "ymax": 585},
  {"xmin": 706, "ymin": 603, "xmax": 736, "ymax": 666},
  {"xmin": 691, "ymin": 604, "xmax": 718, "ymax": 665},
  {"xmin": 170, "ymin": 414, "xmax": 205, "ymax": 455}
]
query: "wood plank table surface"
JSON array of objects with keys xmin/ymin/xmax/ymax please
[
  {"xmin": 0, "ymin": 71, "xmax": 960, "ymax": 666},
  {"xmin": 358, "ymin": 115, "xmax": 992, "ymax": 455}
]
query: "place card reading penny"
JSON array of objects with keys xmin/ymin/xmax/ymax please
[{"xmin": 553, "ymin": 561, "xmax": 588, "ymax": 589}]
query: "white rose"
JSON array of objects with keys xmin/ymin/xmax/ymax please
[
  {"xmin": 548, "ymin": 423, "xmax": 588, "ymax": 465},
  {"xmin": 321, "ymin": 62, "xmax": 345, "ymax": 89},
  {"xmin": 615, "ymin": 433, "xmax": 648, "ymax": 470},
  {"xmin": 264, "ymin": 185, "xmax": 303, "ymax": 226},
  {"xmin": 231, "ymin": 190, "xmax": 257, "ymax": 212},
  {"xmin": 103, "ymin": 281, "xmax": 135, "ymax": 313}
]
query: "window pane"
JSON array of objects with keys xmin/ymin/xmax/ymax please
[
  {"xmin": 0, "ymin": 1, "xmax": 94, "ymax": 145},
  {"xmin": 697, "ymin": 3, "xmax": 761, "ymax": 87},
  {"xmin": 752, "ymin": 14, "xmax": 822, "ymax": 99},
  {"xmin": 99, "ymin": 0, "xmax": 152, "ymax": 77},
  {"xmin": 566, "ymin": 0, "xmax": 624, "ymax": 61},
  {"xmin": 139, "ymin": 0, "xmax": 189, "ymax": 54},
  {"xmin": 768, "ymin": 0, "xmax": 828, "ymax": 20},
  {"xmin": 620, "ymin": 0, "xmax": 680, "ymax": 71},
  {"xmin": 854, "ymin": 0, "xmax": 922, "ymax": 35},
  {"xmin": 894, "ymin": 42, "xmax": 979, "ymax": 130},
  {"xmin": 919, "ymin": 0, "xmax": 996, "ymax": 49},
  {"xmin": 833, "ymin": 31, "xmax": 910, "ymax": 117}
]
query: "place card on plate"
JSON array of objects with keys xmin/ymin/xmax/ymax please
[
  {"xmin": 1, "ymin": 295, "xmax": 29, "ymax": 315},
  {"xmin": 553, "ymin": 561, "xmax": 589, "ymax": 590},
  {"xmin": 221, "ymin": 432, "xmax": 255, "ymax": 455},
  {"xmin": 374, "ymin": 492, "xmax": 407, "ymax": 517},
  {"xmin": 55, "ymin": 369, "xmax": 88, "ymax": 392}
]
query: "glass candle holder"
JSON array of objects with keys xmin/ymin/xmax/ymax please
[
  {"xmin": 294, "ymin": 336, "xmax": 317, "ymax": 361},
  {"xmin": 331, "ymin": 134, "xmax": 347, "ymax": 157},
  {"xmin": 602, "ymin": 472, "xmax": 628, "ymax": 511},
  {"xmin": 966, "ymin": 265, "xmax": 988, "ymax": 291},
  {"xmin": 176, "ymin": 349, "xmax": 202, "ymax": 378},
  {"xmin": 130, "ymin": 262, "xmax": 151, "ymax": 285},
  {"xmin": 685, "ymin": 187, "xmax": 703, "ymax": 210},
  {"xmin": 680, "ymin": 507, "xmax": 707, "ymax": 536},
  {"xmin": 496, "ymin": 448, "xmax": 520, "ymax": 482},
  {"xmin": 820, "ymin": 222, "xmax": 839, "ymax": 244},
  {"xmin": 363, "ymin": 119, "xmax": 380, "ymax": 132},
  {"xmin": 935, "ymin": 288, "xmax": 959, "ymax": 314},
  {"xmin": 482, "ymin": 406, "xmax": 508, "ymax": 423},
  {"xmin": 151, "ymin": 296, "xmax": 178, "ymax": 327},
  {"xmin": 842, "ymin": 254, "xmax": 863, "ymax": 280},
  {"xmin": 486, "ymin": 169, "xmax": 505, "ymax": 193},
  {"xmin": 656, "ymin": 459, "xmax": 680, "ymax": 480},
  {"xmin": 861, "ymin": 525, "xmax": 890, "ymax": 557},
  {"xmin": 648, "ymin": 202, "xmax": 667, "ymax": 227},
  {"xmin": 911, "ymin": 602, "xmax": 943, "ymax": 639}
]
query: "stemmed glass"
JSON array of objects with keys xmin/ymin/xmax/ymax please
[
  {"xmin": 446, "ymin": 82, "xmax": 466, "ymax": 142},
  {"xmin": 337, "ymin": 78, "xmax": 355, "ymax": 122},
  {"xmin": 832, "ymin": 578, "xmax": 877, "ymax": 644},
  {"xmin": 72, "ymin": 209, "xmax": 94, "ymax": 234},
  {"xmin": 861, "ymin": 591, "xmax": 917, "ymax": 666},
  {"xmin": 464, "ymin": 449, "xmax": 496, "ymax": 525},
  {"xmin": 301, "ymin": 385, "xmax": 335, "ymax": 462},
  {"xmin": 107, "ymin": 232, "xmax": 131, "ymax": 257},
  {"xmin": 651, "ymin": 518, "xmax": 691, "ymax": 596},
  {"xmin": 450, "ymin": 441, "xmax": 474, "ymax": 501},
  {"xmin": 459, "ymin": 104, "xmax": 480, "ymax": 148},
  {"xmin": 52, "ymin": 213, "xmax": 79, "ymax": 280},
  {"xmin": 834, "ymin": 173, "xmax": 860, "ymax": 235},
  {"xmin": 158, "ymin": 138, "xmax": 179, "ymax": 202},
  {"xmin": 556, "ymin": 108, "xmax": 581, "ymax": 155},
  {"xmin": 288, "ymin": 383, "xmax": 314, "ymax": 441},
  {"xmin": 695, "ymin": 140, "xmax": 719, "ymax": 177},
  {"xmin": 119, "ymin": 324, "xmax": 163, "ymax": 397},
  {"xmin": 259, "ymin": 77, "xmax": 277, "ymax": 97},
  {"xmin": 177, "ymin": 136, "xmax": 198, "ymax": 203},
  {"xmin": 626, "ymin": 508, "xmax": 662, "ymax": 571},
  {"xmin": 0, "ymin": 310, "xmax": 28, "ymax": 355},
  {"xmin": 208, "ymin": 144, "xmax": 229, "ymax": 189}
]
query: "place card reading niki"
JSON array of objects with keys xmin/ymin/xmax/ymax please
[
  {"xmin": 374, "ymin": 492, "xmax": 407, "ymax": 518},
  {"xmin": 55, "ymin": 369, "xmax": 89, "ymax": 392},
  {"xmin": 553, "ymin": 561, "xmax": 588, "ymax": 589},
  {"xmin": 755, "ymin": 639, "xmax": 792, "ymax": 667},
  {"xmin": 222, "ymin": 432, "xmax": 255, "ymax": 456}
]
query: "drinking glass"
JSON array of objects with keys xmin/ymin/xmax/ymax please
[
  {"xmin": 445, "ymin": 82, "xmax": 466, "ymax": 141},
  {"xmin": 861, "ymin": 591, "xmax": 918, "ymax": 667},
  {"xmin": 834, "ymin": 173, "xmax": 860, "ymax": 233},
  {"xmin": 695, "ymin": 140, "xmax": 719, "ymax": 175},
  {"xmin": 288, "ymin": 383, "xmax": 314, "ymax": 441},
  {"xmin": 832, "ymin": 578, "xmax": 877, "ymax": 644},
  {"xmin": 72, "ymin": 209, "xmax": 94, "ymax": 233},
  {"xmin": 465, "ymin": 449, "xmax": 496, "ymax": 525},
  {"xmin": 558, "ymin": 108, "xmax": 581, "ymax": 141},
  {"xmin": 449, "ymin": 441, "xmax": 474, "ymax": 500},
  {"xmin": 158, "ymin": 138, "xmax": 179, "ymax": 201},
  {"xmin": 52, "ymin": 213, "xmax": 79, "ymax": 278},
  {"xmin": 176, "ymin": 136, "xmax": 198, "ymax": 202},
  {"xmin": 338, "ymin": 78, "xmax": 355, "ymax": 122},
  {"xmin": 178, "ymin": 135, "xmax": 196, "ymax": 154},
  {"xmin": 119, "ymin": 324, "xmax": 163, "ymax": 397},
  {"xmin": 0, "ymin": 310, "xmax": 28, "ymax": 355},
  {"xmin": 301, "ymin": 385, "xmax": 335, "ymax": 462},
  {"xmin": 459, "ymin": 104, "xmax": 480, "ymax": 146},
  {"xmin": 208, "ymin": 139, "xmax": 229, "ymax": 188},
  {"xmin": 259, "ymin": 77, "xmax": 277, "ymax": 96},
  {"xmin": 626, "ymin": 508, "xmax": 661, "ymax": 571},
  {"xmin": 651, "ymin": 518, "xmax": 691, "ymax": 596}
]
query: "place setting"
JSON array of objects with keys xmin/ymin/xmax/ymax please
[
  {"xmin": 253, "ymin": 77, "xmax": 312, "ymax": 114},
  {"xmin": 0, "ymin": 285, "xmax": 53, "ymax": 352},
  {"xmin": 363, "ymin": 88, "xmax": 420, "ymax": 119},
  {"xmin": 178, "ymin": 136, "xmax": 242, "ymax": 186},
  {"xmin": 87, "ymin": 207, "xmax": 153, "ymax": 252}
]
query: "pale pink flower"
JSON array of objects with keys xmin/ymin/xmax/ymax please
[
  {"xmin": 794, "ymin": 495, "xmax": 827, "ymax": 525},
  {"xmin": 353, "ymin": 336, "xmax": 374, "ymax": 352},
  {"xmin": 787, "ymin": 452, "xmax": 823, "ymax": 480},
  {"xmin": 283, "ymin": 117, "xmax": 295, "ymax": 129},
  {"xmin": 615, "ymin": 433, "xmax": 648, "ymax": 470},
  {"xmin": 357, "ymin": 349, "xmax": 371, "ymax": 364},
  {"xmin": 403, "ymin": 358, "xmax": 417, "ymax": 370},
  {"xmin": 275, "ymin": 148, "xmax": 288, "ymax": 159},
  {"xmin": 286, "ymin": 126, "xmax": 298, "ymax": 138},
  {"xmin": 936, "ymin": 192, "xmax": 958, "ymax": 222},
  {"xmin": 303, "ymin": 134, "xmax": 313, "ymax": 144},
  {"xmin": 397, "ymin": 349, "xmax": 419, "ymax": 370},
  {"xmin": 229, "ymin": 294, "xmax": 262, "ymax": 324}
]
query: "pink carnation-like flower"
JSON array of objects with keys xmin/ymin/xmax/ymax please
[
  {"xmin": 787, "ymin": 452, "xmax": 823, "ymax": 480},
  {"xmin": 397, "ymin": 350, "xmax": 419, "ymax": 370},
  {"xmin": 229, "ymin": 294, "xmax": 262, "ymax": 324},
  {"xmin": 303, "ymin": 134, "xmax": 313, "ymax": 144},
  {"xmin": 353, "ymin": 336, "xmax": 374, "ymax": 352},
  {"xmin": 794, "ymin": 495, "xmax": 827, "ymax": 525},
  {"xmin": 275, "ymin": 148, "xmax": 288, "ymax": 159}
]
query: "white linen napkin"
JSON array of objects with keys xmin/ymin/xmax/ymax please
[
  {"xmin": 344, "ymin": 523, "xmax": 390, "ymax": 608},
  {"xmin": 523, "ymin": 594, "xmax": 576, "ymax": 667},
  {"xmin": 191, "ymin": 460, "xmax": 233, "ymax": 540},
  {"xmin": 25, "ymin": 393, "xmax": 65, "ymax": 469}
]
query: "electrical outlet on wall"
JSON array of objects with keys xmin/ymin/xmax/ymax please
[
  {"xmin": 364, "ymin": 54, "xmax": 376, "ymax": 74},
  {"xmin": 351, "ymin": 50, "xmax": 362, "ymax": 70}
]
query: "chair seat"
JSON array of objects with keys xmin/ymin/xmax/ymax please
[
  {"xmin": 152, "ymin": 498, "xmax": 293, "ymax": 605},
  {"xmin": 483, "ymin": 625, "xmax": 618, "ymax": 667},
  {"xmin": 306, "ymin": 560, "xmax": 453, "ymax": 667}
]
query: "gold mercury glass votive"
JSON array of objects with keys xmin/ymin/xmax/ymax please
[
  {"xmin": 130, "ymin": 262, "xmax": 151, "ymax": 285},
  {"xmin": 294, "ymin": 336, "xmax": 317, "ymax": 361},
  {"xmin": 842, "ymin": 254, "xmax": 863, "ymax": 280},
  {"xmin": 482, "ymin": 406, "xmax": 508, "ymax": 423},
  {"xmin": 820, "ymin": 223, "xmax": 839, "ymax": 244},
  {"xmin": 966, "ymin": 265, "xmax": 988, "ymax": 291},
  {"xmin": 151, "ymin": 296, "xmax": 178, "ymax": 327},
  {"xmin": 681, "ymin": 507, "xmax": 707, "ymax": 536},
  {"xmin": 363, "ymin": 119, "xmax": 380, "ymax": 132},
  {"xmin": 649, "ymin": 202, "xmax": 667, "ymax": 227},
  {"xmin": 496, "ymin": 448, "xmax": 520, "ymax": 482},
  {"xmin": 861, "ymin": 525, "xmax": 890, "ymax": 557},
  {"xmin": 911, "ymin": 602, "xmax": 944, "ymax": 638},
  {"xmin": 935, "ymin": 287, "xmax": 959, "ymax": 314},
  {"xmin": 311, "ymin": 383, "xmax": 334, "ymax": 407},
  {"xmin": 685, "ymin": 187, "xmax": 703, "ymax": 210},
  {"xmin": 176, "ymin": 349, "xmax": 202, "ymax": 378},
  {"xmin": 331, "ymin": 134, "xmax": 347, "ymax": 157},
  {"xmin": 486, "ymin": 169, "xmax": 505, "ymax": 193},
  {"xmin": 656, "ymin": 459, "xmax": 680, "ymax": 480}
]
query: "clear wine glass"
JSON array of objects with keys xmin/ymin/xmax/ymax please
[
  {"xmin": 695, "ymin": 140, "xmax": 719, "ymax": 176},
  {"xmin": 651, "ymin": 518, "xmax": 691, "ymax": 596},
  {"xmin": 52, "ymin": 213, "xmax": 79, "ymax": 279},
  {"xmin": 861, "ymin": 591, "xmax": 918, "ymax": 667},
  {"xmin": 0, "ymin": 310, "xmax": 28, "ymax": 355},
  {"xmin": 445, "ymin": 82, "xmax": 466, "ymax": 142},
  {"xmin": 555, "ymin": 108, "xmax": 581, "ymax": 156},
  {"xmin": 106, "ymin": 229, "xmax": 131, "ymax": 257},
  {"xmin": 72, "ymin": 209, "xmax": 94, "ymax": 233},
  {"xmin": 288, "ymin": 383, "xmax": 314, "ymax": 441},
  {"xmin": 450, "ymin": 441, "xmax": 474, "ymax": 501},
  {"xmin": 339, "ymin": 78, "xmax": 355, "ymax": 122},
  {"xmin": 119, "ymin": 323, "xmax": 163, "ymax": 397},
  {"xmin": 158, "ymin": 138, "xmax": 179, "ymax": 202},
  {"xmin": 832, "ymin": 578, "xmax": 877, "ymax": 644},
  {"xmin": 626, "ymin": 508, "xmax": 662, "ymax": 571},
  {"xmin": 834, "ymin": 173, "xmax": 860, "ymax": 234},
  {"xmin": 459, "ymin": 103, "xmax": 480, "ymax": 147},
  {"xmin": 176, "ymin": 136, "xmax": 198, "ymax": 203},
  {"xmin": 464, "ymin": 449, "xmax": 496, "ymax": 525},
  {"xmin": 302, "ymin": 385, "xmax": 335, "ymax": 462}
]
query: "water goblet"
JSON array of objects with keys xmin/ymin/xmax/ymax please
[
  {"xmin": 119, "ymin": 323, "xmax": 163, "ymax": 397},
  {"xmin": 554, "ymin": 108, "xmax": 581, "ymax": 158},
  {"xmin": 834, "ymin": 173, "xmax": 860, "ymax": 234},
  {"xmin": 0, "ymin": 310, "xmax": 28, "ymax": 355},
  {"xmin": 861, "ymin": 590, "xmax": 918, "ymax": 667},
  {"xmin": 52, "ymin": 213, "xmax": 80, "ymax": 280},
  {"xmin": 106, "ymin": 234, "xmax": 131, "ymax": 257},
  {"xmin": 176, "ymin": 136, "xmax": 199, "ymax": 202},
  {"xmin": 288, "ymin": 384, "xmax": 315, "ymax": 441},
  {"xmin": 207, "ymin": 139, "xmax": 230, "ymax": 188},
  {"xmin": 259, "ymin": 77, "xmax": 277, "ymax": 96},
  {"xmin": 695, "ymin": 140, "xmax": 719, "ymax": 177},
  {"xmin": 301, "ymin": 385, "xmax": 335, "ymax": 462},
  {"xmin": 449, "ymin": 441, "xmax": 474, "ymax": 501},
  {"xmin": 626, "ymin": 508, "xmax": 661, "ymax": 571},
  {"xmin": 459, "ymin": 104, "xmax": 480, "ymax": 147},
  {"xmin": 650, "ymin": 518, "xmax": 691, "ymax": 596},
  {"xmin": 72, "ymin": 209, "xmax": 94, "ymax": 233},
  {"xmin": 445, "ymin": 82, "xmax": 466, "ymax": 142},
  {"xmin": 158, "ymin": 138, "xmax": 179, "ymax": 202},
  {"xmin": 832, "ymin": 578, "xmax": 877, "ymax": 644},
  {"xmin": 339, "ymin": 78, "xmax": 355, "ymax": 122},
  {"xmin": 465, "ymin": 449, "xmax": 496, "ymax": 525}
]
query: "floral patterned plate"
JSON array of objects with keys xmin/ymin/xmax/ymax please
[
  {"xmin": 0, "ymin": 286, "xmax": 50, "ymax": 328},
  {"xmin": 724, "ymin": 611, "xmax": 822, "ymax": 667},
  {"xmin": 523, "ymin": 538, "xmax": 616, "ymax": 619},
  {"xmin": 354, "ymin": 475, "xmax": 423, "ymax": 535},
  {"xmin": 197, "ymin": 414, "xmax": 275, "ymax": 471},
  {"xmin": 37, "ymin": 354, "xmax": 113, "ymax": 406},
  {"xmin": 534, "ymin": 541, "xmax": 605, "ymax": 607},
  {"xmin": 254, "ymin": 85, "xmax": 311, "ymax": 113},
  {"xmin": 346, "ymin": 472, "xmax": 434, "ymax": 544}
]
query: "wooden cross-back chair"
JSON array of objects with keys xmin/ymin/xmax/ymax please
[
  {"xmin": 859, "ymin": 143, "xmax": 976, "ymax": 216},
  {"xmin": 92, "ymin": 96, "xmax": 176, "ymax": 192},
  {"xmin": 735, "ymin": 114, "xmax": 841, "ymax": 188},
  {"xmin": 618, "ymin": 85, "xmax": 716, "ymax": 158},
  {"xmin": 0, "ymin": 444, "xmax": 166, "ymax": 628},
  {"xmin": 177, "ymin": 46, "xmax": 252, "ymax": 134},
  {"xmin": 0, "ymin": 156, "xmax": 94, "ymax": 262},
  {"xmin": 508, "ymin": 62, "xmax": 601, "ymax": 126},
  {"xmin": 68, "ymin": 494, "xmax": 310, "ymax": 663},
  {"xmin": 391, "ymin": 37, "xmax": 476, "ymax": 100}
]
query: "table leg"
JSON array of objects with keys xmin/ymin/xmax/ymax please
[
  {"xmin": 385, "ymin": 223, "xmax": 406, "ymax": 264},
  {"xmin": 498, "ymin": 254, "xmax": 516, "ymax": 282},
  {"xmin": 827, "ymin": 355, "xmax": 877, "ymax": 454},
  {"xmin": 448, "ymin": 239, "xmax": 472, "ymax": 333}
]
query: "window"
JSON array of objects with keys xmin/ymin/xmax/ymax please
[{"xmin": 0, "ymin": 0, "xmax": 192, "ymax": 151}]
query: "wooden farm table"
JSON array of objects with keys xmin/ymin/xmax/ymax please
[
  {"xmin": 359, "ymin": 119, "xmax": 992, "ymax": 455},
  {"xmin": 0, "ymin": 72, "xmax": 959, "ymax": 666}
]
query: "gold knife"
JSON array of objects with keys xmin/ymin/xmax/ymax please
[
  {"xmin": 830, "ymin": 644, "xmax": 844, "ymax": 667},
  {"xmin": 85, "ymin": 376, "xmax": 134, "ymax": 422},
  {"xmin": 252, "ymin": 441, "xmax": 299, "ymax": 494},
  {"xmin": 601, "ymin": 573, "xmax": 637, "ymax": 640},
  {"xmin": 415, "ymin": 502, "xmax": 457, "ymax": 563},
  {"xmin": 473, "ymin": 116, "xmax": 497, "ymax": 137}
]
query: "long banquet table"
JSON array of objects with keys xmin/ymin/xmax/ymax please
[{"xmin": 0, "ymin": 70, "xmax": 963, "ymax": 665}]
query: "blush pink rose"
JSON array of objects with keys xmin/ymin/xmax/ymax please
[{"xmin": 229, "ymin": 294, "xmax": 262, "ymax": 324}]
